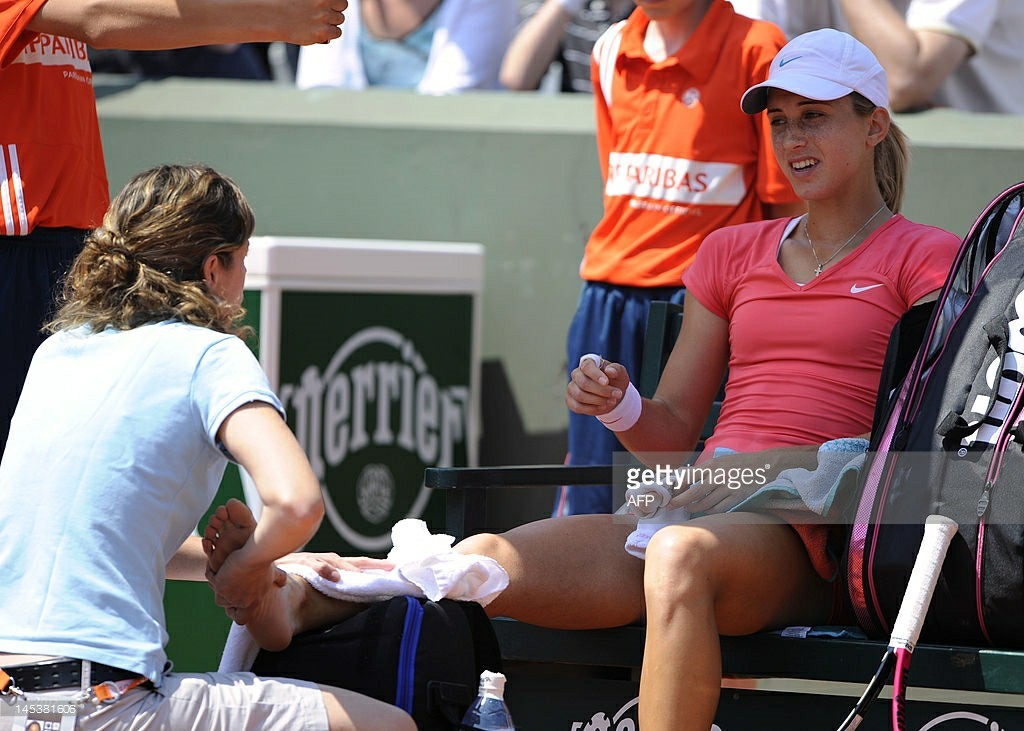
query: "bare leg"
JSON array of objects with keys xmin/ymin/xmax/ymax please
[
  {"xmin": 208, "ymin": 507, "xmax": 644, "ymax": 644},
  {"xmin": 255, "ymin": 513, "xmax": 644, "ymax": 640},
  {"xmin": 203, "ymin": 499, "xmax": 364, "ymax": 650},
  {"xmin": 639, "ymin": 513, "xmax": 833, "ymax": 731},
  {"xmin": 456, "ymin": 514, "xmax": 646, "ymax": 628}
]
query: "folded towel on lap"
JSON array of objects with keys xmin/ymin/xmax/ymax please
[{"xmin": 622, "ymin": 439, "xmax": 869, "ymax": 559}]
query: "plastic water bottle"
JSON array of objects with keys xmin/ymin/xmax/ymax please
[{"xmin": 459, "ymin": 670, "xmax": 515, "ymax": 730}]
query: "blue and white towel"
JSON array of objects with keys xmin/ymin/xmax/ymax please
[
  {"xmin": 729, "ymin": 438, "xmax": 868, "ymax": 516},
  {"xmin": 622, "ymin": 439, "xmax": 868, "ymax": 559}
]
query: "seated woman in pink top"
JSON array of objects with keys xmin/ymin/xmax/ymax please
[
  {"xmin": 212, "ymin": 29, "xmax": 960, "ymax": 731},
  {"xmin": 543, "ymin": 29, "xmax": 958, "ymax": 729}
]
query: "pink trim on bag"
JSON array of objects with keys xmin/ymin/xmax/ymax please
[
  {"xmin": 976, "ymin": 521, "xmax": 990, "ymax": 645},
  {"xmin": 849, "ymin": 182, "xmax": 1024, "ymax": 635}
]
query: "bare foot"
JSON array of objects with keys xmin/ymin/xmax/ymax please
[
  {"xmin": 203, "ymin": 498, "xmax": 363, "ymax": 650},
  {"xmin": 202, "ymin": 499, "xmax": 295, "ymax": 649},
  {"xmin": 203, "ymin": 498, "xmax": 256, "ymax": 573},
  {"xmin": 235, "ymin": 572, "xmax": 308, "ymax": 651},
  {"xmin": 238, "ymin": 568, "xmax": 369, "ymax": 651}
]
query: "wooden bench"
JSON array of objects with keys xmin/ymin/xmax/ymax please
[{"xmin": 425, "ymin": 301, "xmax": 1024, "ymax": 730}]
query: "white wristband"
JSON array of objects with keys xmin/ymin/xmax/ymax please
[
  {"xmin": 556, "ymin": 0, "xmax": 586, "ymax": 15},
  {"xmin": 597, "ymin": 382, "xmax": 641, "ymax": 432}
]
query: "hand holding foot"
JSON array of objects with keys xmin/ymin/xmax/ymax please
[
  {"xmin": 203, "ymin": 498, "xmax": 288, "ymax": 607},
  {"xmin": 204, "ymin": 499, "xmax": 368, "ymax": 651},
  {"xmin": 276, "ymin": 552, "xmax": 396, "ymax": 582},
  {"xmin": 203, "ymin": 498, "xmax": 258, "ymax": 573},
  {"xmin": 204, "ymin": 499, "xmax": 391, "ymax": 580},
  {"xmin": 204, "ymin": 499, "xmax": 297, "ymax": 650}
]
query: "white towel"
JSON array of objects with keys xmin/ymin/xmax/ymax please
[
  {"xmin": 622, "ymin": 473, "xmax": 690, "ymax": 560},
  {"xmin": 621, "ymin": 450, "xmax": 743, "ymax": 560},
  {"xmin": 220, "ymin": 625, "xmax": 263, "ymax": 674},
  {"xmin": 219, "ymin": 519, "xmax": 509, "ymax": 672},
  {"xmin": 624, "ymin": 505, "xmax": 691, "ymax": 560},
  {"xmin": 624, "ymin": 479, "xmax": 673, "ymax": 519}
]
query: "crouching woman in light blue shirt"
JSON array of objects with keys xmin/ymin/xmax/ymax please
[{"xmin": 0, "ymin": 164, "xmax": 413, "ymax": 731}]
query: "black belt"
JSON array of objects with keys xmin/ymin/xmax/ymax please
[{"xmin": 3, "ymin": 658, "xmax": 144, "ymax": 693}]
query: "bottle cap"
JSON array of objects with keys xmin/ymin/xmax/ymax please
[{"xmin": 479, "ymin": 670, "xmax": 506, "ymax": 698}]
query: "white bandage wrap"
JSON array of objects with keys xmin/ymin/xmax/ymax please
[
  {"xmin": 557, "ymin": 0, "xmax": 587, "ymax": 15},
  {"xmin": 579, "ymin": 353, "xmax": 602, "ymax": 370},
  {"xmin": 597, "ymin": 382, "xmax": 641, "ymax": 432}
]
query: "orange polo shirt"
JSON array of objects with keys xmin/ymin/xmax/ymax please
[
  {"xmin": 1, "ymin": 0, "xmax": 108, "ymax": 236},
  {"xmin": 581, "ymin": 0, "xmax": 797, "ymax": 287}
]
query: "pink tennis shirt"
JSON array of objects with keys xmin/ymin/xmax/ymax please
[{"xmin": 685, "ymin": 214, "xmax": 959, "ymax": 455}]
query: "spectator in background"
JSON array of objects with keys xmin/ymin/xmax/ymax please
[
  {"xmin": 296, "ymin": 0, "xmax": 518, "ymax": 93},
  {"xmin": 729, "ymin": 0, "xmax": 1024, "ymax": 114},
  {"xmin": 500, "ymin": 0, "xmax": 634, "ymax": 93},
  {"xmin": 0, "ymin": 0, "xmax": 347, "ymax": 460},
  {"xmin": 557, "ymin": 0, "xmax": 803, "ymax": 516}
]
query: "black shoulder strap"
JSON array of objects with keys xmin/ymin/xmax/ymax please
[{"xmin": 868, "ymin": 301, "xmax": 935, "ymax": 448}]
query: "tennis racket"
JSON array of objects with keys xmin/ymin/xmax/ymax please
[{"xmin": 835, "ymin": 514, "xmax": 958, "ymax": 731}]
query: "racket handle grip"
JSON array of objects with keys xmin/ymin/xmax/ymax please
[{"xmin": 889, "ymin": 515, "xmax": 958, "ymax": 653}]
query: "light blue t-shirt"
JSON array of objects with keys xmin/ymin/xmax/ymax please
[{"xmin": 0, "ymin": 321, "xmax": 283, "ymax": 684}]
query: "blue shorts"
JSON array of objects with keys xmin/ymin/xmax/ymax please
[
  {"xmin": 557, "ymin": 281, "xmax": 685, "ymax": 516},
  {"xmin": 0, "ymin": 228, "xmax": 87, "ymax": 455}
]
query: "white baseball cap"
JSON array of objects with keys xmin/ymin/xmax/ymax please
[{"xmin": 741, "ymin": 28, "xmax": 889, "ymax": 114}]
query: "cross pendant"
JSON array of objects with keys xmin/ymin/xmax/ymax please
[{"xmin": 814, "ymin": 264, "xmax": 824, "ymax": 277}]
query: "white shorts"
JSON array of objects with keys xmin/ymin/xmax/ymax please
[{"xmin": 0, "ymin": 672, "xmax": 328, "ymax": 731}]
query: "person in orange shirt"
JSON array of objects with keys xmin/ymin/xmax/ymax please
[
  {"xmin": 0, "ymin": 0, "xmax": 347, "ymax": 458},
  {"xmin": 557, "ymin": 0, "xmax": 803, "ymax": 516}
]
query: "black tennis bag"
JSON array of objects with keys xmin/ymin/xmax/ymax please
[
  {"xmin": 251, "ymin": 596, "xmax": 502, "ymax": 729},
  {"xmin": 845, "ymin": 182, "xmax": 1024, "ymax": 647}
]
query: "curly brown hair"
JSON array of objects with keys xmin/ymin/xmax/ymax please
[{"xmin": 47, "ymin": 164, "xmax": 255, "ymax": 336}]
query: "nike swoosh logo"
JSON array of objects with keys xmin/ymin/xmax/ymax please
[
  {"xmin": 850, "ymin": 283, "xmax": 885, "ymax": 294},
  {"xmin": 779, "ymin": 56, "xmax": 803, "ymax": 67}
]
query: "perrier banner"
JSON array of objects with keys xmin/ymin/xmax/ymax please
[{"xmin": 274, "ymin": 290, "xmax": 473, "ymax": 554}]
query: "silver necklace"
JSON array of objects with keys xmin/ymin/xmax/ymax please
[{"xmin": 804, "ymin": 203, "xmax": 887, "ymax": 277}]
